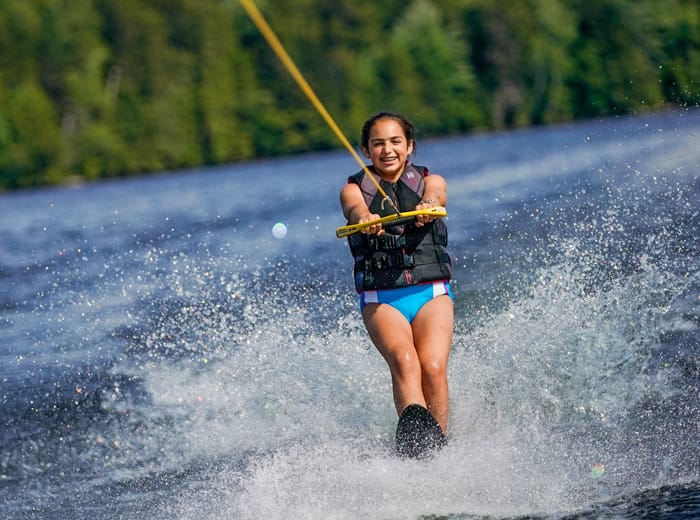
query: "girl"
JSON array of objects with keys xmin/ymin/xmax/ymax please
[{"xmin": 339, "ymin": 112, "xmax": 454, "ymax": 452}]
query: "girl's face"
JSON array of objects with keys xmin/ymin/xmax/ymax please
[{"xmin": 362, "ymin": 118, "xmax": 414, "ymax": 180}]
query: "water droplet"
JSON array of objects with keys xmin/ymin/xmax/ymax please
[
  {"xmin": 591, "ymin": 463, "xmax": 605, "ymax": 477},
  {"xmin": 272, "ymin": 222, "xmax": 288, "ymax": 238}
]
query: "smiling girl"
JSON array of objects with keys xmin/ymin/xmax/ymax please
[{"xmin": 339, "ymin": 112, "xmax": 454, "ymax": 451}]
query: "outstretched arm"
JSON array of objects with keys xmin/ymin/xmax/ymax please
[
  {"xmin": 415, "ymin": 174, "xmax": 447, "ymax": 226},
  {"xmin": 340, "ymin": 182, "xmax": 384, "ymax": 235}
]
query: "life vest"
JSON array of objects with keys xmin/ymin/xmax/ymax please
[{"xmin": 347, "ymin": 163, "xmax": 452, "ymax": 291}]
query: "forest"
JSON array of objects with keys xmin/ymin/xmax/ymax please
[{"xmin": 0, "ymin": 0, "xmax": 698, "ymax": 190}]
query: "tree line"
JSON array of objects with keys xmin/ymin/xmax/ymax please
[{"xmin": 0, "ymin": 0, "xmax": 698, "ymax": 190}]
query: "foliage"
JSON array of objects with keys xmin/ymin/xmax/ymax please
[{"xmin": 0, "ymin": 0, "xmax": 698, "ymax": 190}]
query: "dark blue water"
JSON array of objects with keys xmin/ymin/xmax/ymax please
[{"xmin": 1, "ymin": 109, "xmax": 698, "ymax": 519}]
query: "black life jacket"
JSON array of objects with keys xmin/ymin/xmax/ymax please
[{"xmin": 347, "ymin": 163, "xmax": 451, "ymax": 291}]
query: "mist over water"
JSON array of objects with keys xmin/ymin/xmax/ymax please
[
  {"xmin": 1, "ymin": 110, "xmax": 698, "ymax": 519},
  {"xmin": 171, "ymin": 236, "xmax": 695, "ymax": 519}
]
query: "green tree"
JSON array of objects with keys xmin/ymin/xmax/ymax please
[
  {"xmin": 38, "ymin": 0, "xmax": 128, "ymax": 180},
  {"xmin": 566, "ymin": 0, "xmax": 667, "ymax": 117},
  {"xmin": 98, "ymin": 0, "xmax": 201, "ymax": 172},
  {"xmin": 0, "ymin": 82, "xmax": 61, "ymax": 188},
  {"xmin": 368, "ymin": 0, "xmax": 485, "ymax": 134},
  {"xmin": 458, "ymin": 0, "xmax": 579, "ymax": 128},
  {"xmin": 655, "ymin": 0, "xmax": 700, "ymax": 106},
  {"xmin": 190, "ymin": 1, "xmax": 255, "ymax": 163},
  {"xmin": 0, "ymin": 0, "xmax": 698, "ymax": 190}
]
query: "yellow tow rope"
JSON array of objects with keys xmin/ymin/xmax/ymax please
[{"xmin": 239, "ymin": 0, "xmax": 398, "ymax": 215}]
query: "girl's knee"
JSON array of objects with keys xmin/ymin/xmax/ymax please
[
  {"xmin": 420, "ymin": 358, "xmax": 446, "ymax": 380},
  {"xmin": 389, "ymin": 350, "xmax": 421, "ymax": 376}
]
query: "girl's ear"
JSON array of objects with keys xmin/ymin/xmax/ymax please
[
  {"xmin": 361, "ymin": 146, "xmax": 370, "ymax": 158},
  {"xmin": 408, "ymin": 140, "xmax": 415, "ymax": 155}
]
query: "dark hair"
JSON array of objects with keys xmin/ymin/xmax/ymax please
[{"xmin": 360, "ymin": 111, "xmax": 416, "ymax": 154}]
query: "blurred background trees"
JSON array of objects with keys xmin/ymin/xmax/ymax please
[{"xmin": 0, "ymin": 0, "xmax": 698, "ymax": 190}]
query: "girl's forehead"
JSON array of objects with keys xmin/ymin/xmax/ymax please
[{"xmin": 369, "ymin": 119, "xmax": 406, "ymax": 138}]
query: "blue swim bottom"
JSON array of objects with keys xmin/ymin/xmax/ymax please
[{"xmin": 359, "ymin": 281, "xmax": 453, "ymax": 323}]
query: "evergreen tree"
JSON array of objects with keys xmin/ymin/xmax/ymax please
[{"xmin": 0, "ymin": 0, "xmax": 697, "ymax": 190}]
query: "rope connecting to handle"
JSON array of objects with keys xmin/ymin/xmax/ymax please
[{"xmin": 239, "ymin": 0, "xmax": 399, "ymax": 215}]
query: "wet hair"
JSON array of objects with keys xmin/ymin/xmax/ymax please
[{"xmin": 360, "ymin": 111, "xmax": 416, "ymax": 154}]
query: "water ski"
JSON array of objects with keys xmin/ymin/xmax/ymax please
[{"xmin": 395, "ymin": 404, "xmax": 446, "ymax": 459}]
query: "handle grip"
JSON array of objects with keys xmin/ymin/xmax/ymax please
[{"xmin": 335, "ymin": 206, "xmax": 447, "ymax": 238}]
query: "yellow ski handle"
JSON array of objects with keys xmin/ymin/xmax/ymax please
[{"xmin": 336, "ymin": 206, "xmax": 447, "ymax": 238}]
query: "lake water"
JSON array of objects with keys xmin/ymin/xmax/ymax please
[{"xmin": 1, "ymin": 109, "xmax": 698, "ymax": 519}]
